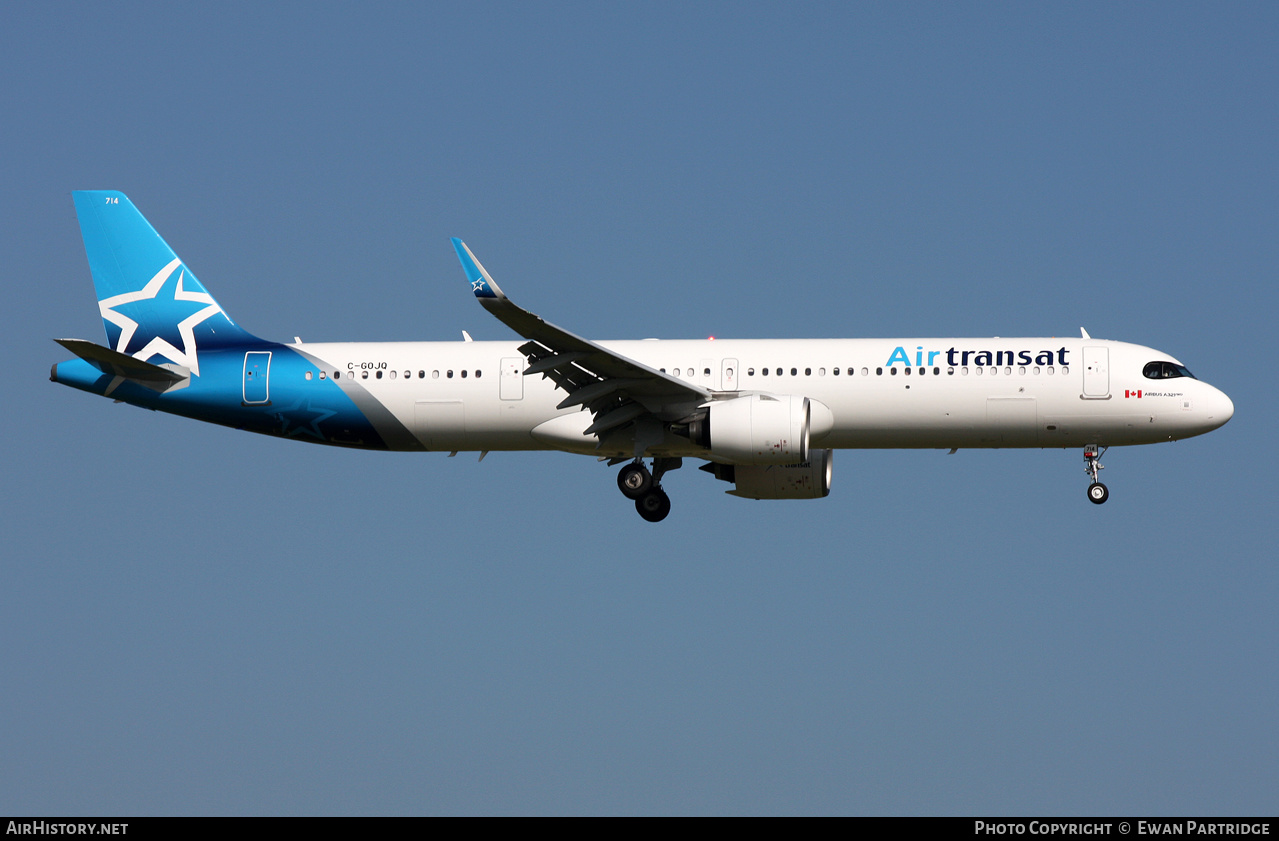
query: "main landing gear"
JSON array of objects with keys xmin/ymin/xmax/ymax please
[
  {"xmin": 1084, "ymin": 444, "xmax": 1109, "ymax": 505},
  {"xmin": 617, "ymin": 458, "xmax": 681, "ymax": 522}
]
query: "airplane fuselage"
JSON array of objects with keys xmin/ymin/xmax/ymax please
[
  {"xmin": 54, "ymin": 336, "xmax": 1233, "ymax": 455},
  {"xmin": 53, "ymin": 191, "xmax": 1234, "ymax": 519}
]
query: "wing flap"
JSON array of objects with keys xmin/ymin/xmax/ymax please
[{"xmin": 556, "ymin": 378, "xmax": 644, "ymax": 410}]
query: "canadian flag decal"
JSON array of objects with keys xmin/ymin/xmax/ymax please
[{"xmin": 1125, "ymin": 389, "xmax": 1142, "ymax": 398}]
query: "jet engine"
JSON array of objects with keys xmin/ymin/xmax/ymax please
[
  {"xmin": 684, "ymin": 393, "xmax": 833, "ymax": 465},
  {"xmin": 700, "ymin": 450, "xmax": 834, "ymax": 499}
]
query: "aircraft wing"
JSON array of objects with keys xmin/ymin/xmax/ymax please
[{"xmin": 451, "ymin": 239, "xmax": 711, "ymax": 438}]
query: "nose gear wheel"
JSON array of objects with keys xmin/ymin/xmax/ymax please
[{"xmin": 1084, "ymin": 445, "xmax": 1109, "ymax": 505}]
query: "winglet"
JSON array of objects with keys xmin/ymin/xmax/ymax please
[{"xmin": 451, "ymin": 238, "xmax": 506, "ymax": 300}]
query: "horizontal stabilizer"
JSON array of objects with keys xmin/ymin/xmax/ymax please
[{"xmin": 54, "ymin": 338, "xmax": 189, "ymax": 392}]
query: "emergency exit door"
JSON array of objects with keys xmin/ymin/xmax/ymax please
[{"xmin": 500, "ymin": 357, "xmax": 524, "ymax": 400}]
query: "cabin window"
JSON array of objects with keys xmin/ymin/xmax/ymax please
[
  {"xmin": 432, "ymin": 370, "xmax": 439, "ymax": 379},
  {"xmin": 704, "ymin": 367, "xmax": 711, "ymax": 377},
  {"xmin": 362, "ymin": 370, "xmax": 369, "ymax": 379},
  {"xmin": 673, "ymin": 368, "xmax": 680, "ymax": 377},
  {"xmin": 947, "ymin": 367, "xmax": 954, "ymax": 375},
  {"xmin": 447, "ymin": 370, "xmax": 453, "ymax": 378},
  {"xmin": 805, "ymin": 368, "xmax": 811, "ymax": 376},
  {"xmin": 904, "ymin": 367, "xmax": 911, "ymax": 376},
  {"xmin": 1033, "ymin": 367, "xmax": 1040, "ymax": 375},
  {"xmin": 818, "ymin": 367, "xmax": 826, "ymax": 376},
  {"xmin": 1047, "ymin": 367, "xmax": 1054, "ymax": 375},
  {"xmin": 1062, "ymin": 367, "xmax": 1070, "ymax": 375},
  {"xmin": 305, "ymin": 371, "xmax": 313, "ymax": 380},
  {"xmin": 747, "ymin": 368, "xmax": 755, "ymax": 376},
  {"xmin": 334, "ymin": 371, "xmax": 341, "ymax": 379},
  {"xmin": 475, "ymin": 369, "xmax": 482, "ymax": 378},
  {"xmin": 832, "ymin": 367, "xmax": 839, "ymax": 376},
  {"xmin": 860, "ymin": 367, "xmax": 868, "ymax": 376},
  {"xmin": 319, "ymin": 371, "xmax": 327, "ymax": 380},
  {"xmin": 1004, "ymin": 367, "xmax": 1012, "ymax": 375},
  {"xmin": 790, "ymin": 367, "xmax": 797, "ymax": 376},
  {"xmin": 377, "ymin": 370, "xmax": 383, "ymax": 379},
  {"xmin": 461, "ymin": 370, "xmax": 467, "ymax": 378}
]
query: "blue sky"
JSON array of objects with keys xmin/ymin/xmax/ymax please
[{"xmin": 3, "ymin": 2, "xmax": 1276, "ymax": 815}]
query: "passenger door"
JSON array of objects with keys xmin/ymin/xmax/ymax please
[{"xmin": 1082, "ymin": 347, "xmax": 1109, "ymax": 398}]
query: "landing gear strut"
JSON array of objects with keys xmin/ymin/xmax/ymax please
[
  {"xmin": 1084, "ymin": 444, "xmax": 1109, "ymax": 505},
  {"xmin": 617, "ymin": 458, "xmax": 681, "ymax": 522}
]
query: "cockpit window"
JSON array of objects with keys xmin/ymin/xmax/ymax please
[{"xmin": 1143, "ymin": 361, "xmax": 1196, "ymax": 380}]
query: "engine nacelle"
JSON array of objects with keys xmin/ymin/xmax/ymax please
[
  {"xmin": 702, "ymin": 450, "xmax": 834, "ymax": 499},
  {"xmin": 689, "ymin": 393, "xmax": 833, "ymax": 465}
]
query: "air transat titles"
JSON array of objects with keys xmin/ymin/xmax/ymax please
[{"xmin": 885, "ymin": 345, "xmax": 1070, "ymax": 368}]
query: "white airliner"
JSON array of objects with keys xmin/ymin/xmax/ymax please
[{"xmin": 53, "ymin": 191, "xmax": 1234, "ymax": 521}]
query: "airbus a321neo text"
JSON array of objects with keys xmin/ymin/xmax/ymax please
[{"xmin": 52, "ymin": 191, "xmax": 1234, "ymax": 522}]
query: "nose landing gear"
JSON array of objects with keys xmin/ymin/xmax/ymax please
[
  {"xmin": 617, "ymin": 457, "xmax": 681, "ymax": 522},
  {"xmin": 1084, "ymin": 445, "xmax": 1109, "ymax": 504}
]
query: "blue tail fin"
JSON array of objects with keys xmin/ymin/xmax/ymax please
[{"xmin": 72, "ymin": 191, "xmax": 260, "ymax": 376}]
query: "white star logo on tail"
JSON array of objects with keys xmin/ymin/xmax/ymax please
[{"xmin": 98, "ymin": 258, "xmax": 224, "ymax": 376}]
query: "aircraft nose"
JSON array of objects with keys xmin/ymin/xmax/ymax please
[{"xmin": 1206, "ymin": 387, "xmax": 1234, "ymax": 428}]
